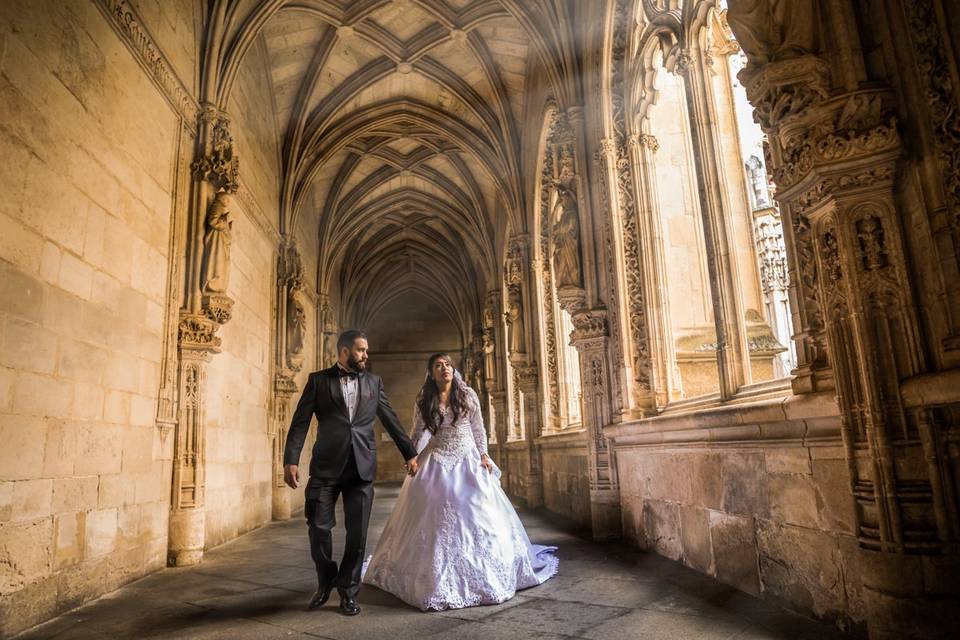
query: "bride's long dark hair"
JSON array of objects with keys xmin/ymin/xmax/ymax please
[{"xmin": 416, "ymin": 353, "xmax": 467, "ymax": 434}]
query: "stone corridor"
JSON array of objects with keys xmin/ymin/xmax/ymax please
[{"xmin": 17, "ymin": 485, "xmax": 847, "ymax": 640}]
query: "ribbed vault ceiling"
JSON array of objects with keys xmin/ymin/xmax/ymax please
[{"xmin": 210, "ymin": 0, "xmax": 577, "ymax": 336}]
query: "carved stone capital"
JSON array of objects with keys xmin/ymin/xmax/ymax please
[
  {"xmin": 794, "ymin": 164, "xmax": 896, "ymax": 213},
  {"xmin": 274, "ymin": 372, "xmax": 298, "ymax": 396},
  {"xmin": 192, "ymin": 108, "xmax": 240, "ymax": 193},
  {"xmin": 738, "ymin": 55, "xmax": 831, "ymax": 132},
  {"xmin": 774, "ymin": 92, "xmax": 900, "ymax": 195},
  {"xmin": 571, "ymin": 308, "xmax": 609, "ymax": 342},
  {"xmin": 201, "ymin": 293, "xmax": 233, "ymax": 325},
  {"xmin": 278, "ymin": 239, "xmax": 304, "ymax": 290},
  {"xmin": 513, "ymin": 363, "xmax": 539, "ymax": 392},
  {"xmin": 556, "ymin": 286, "xmax": 587, "ymax": 313},
  {"xmin": 178, "ymin": 313, "xmax": 220, "ymax": 355}
]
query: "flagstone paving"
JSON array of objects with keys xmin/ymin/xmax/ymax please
[{"xmin": 16, "ymin": 484, "xmax": 855, "ymax": 639}]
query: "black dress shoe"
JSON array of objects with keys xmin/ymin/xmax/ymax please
[
  {"xmin": 339, "ymin": 596, "xmax": 361, "ymax": 616},
  {"xmin": 308, "ymin": 583, "xmax": 333, "ymax": 610}
]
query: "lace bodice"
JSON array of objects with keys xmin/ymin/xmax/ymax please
[{"xmin": 410, "ymin": 387, "xmax": 488, "ymax": 470}]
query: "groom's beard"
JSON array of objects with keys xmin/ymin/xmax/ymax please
[{"xmin": 347, "ymin": 354, "xmax": 367, "ymax": 372}]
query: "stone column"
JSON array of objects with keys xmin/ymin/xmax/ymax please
[
  {"xmin": 169, "ymin": 105, "xmax": 238, "ymax": 566},
  {"xmin": 560, "ymin": 291, "xmax": 621, "ymax": 540},
  {"xmin": 270, "ymin": 238, "xmax": 304, "ymax": 521},
  {"xmin": 504, "ymin": 234, "xmax": 547, "ymax": 497},
  {"xmin": 489, "ymin": 390, "xmax": 509, "ymax": 469},
  {"xmin": 514, "ymin": 362, "xmax": 543, "ymax": 507},
  {"xmin": 741, "ymin": 55, "xmax": 960, "ymax": 638}
]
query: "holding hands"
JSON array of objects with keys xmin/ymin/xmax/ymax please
[{"xmin": 480, "ymin": 454, "xmax": 494, "ymax": 474}]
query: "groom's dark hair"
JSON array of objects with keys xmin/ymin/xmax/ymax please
[{"xmin": 337, "ymin": 329, "xmax": 367, "ymax": 352}]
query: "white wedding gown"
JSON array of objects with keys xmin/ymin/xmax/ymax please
[{"xmin": 362, "ymin": 386, "xmax": 559, "ymax": 611}]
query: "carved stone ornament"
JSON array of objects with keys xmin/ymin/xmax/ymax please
[
  {"xmin": 905, "ymin": 0, "xmax": 960, "ymax": 243},
  {"xmin": 504, "ymin": 286, "xmax": 526, "ymax": 355},
  {"xmin": 551, "ymin": 151, "xmax": 584, "ymax": 289},
  {"xmin": 202, "ymin": 294, "xmax": 233, "ymax": 325},
  {"xmin": 192, "ymin": 109, "xmax": 240, "ymax": 193},
  {"xmin": 278, "ymin": 241, "xmax": 304, "ymax": 290},
  {"xmin": 727, "ymin": 0, "xmax": 821, "ymax": 69},
  {"xmin": 571, "ymin": 309, "xmax": 609, "ymax": 342},
  {"xmin": 556, "ymin": 286, "xmax": 587, "ymax": 313},
  {"xmin": 274, "ymin": 372, "xmax": 298, "ymax": 395},
  {"xmin": 200, "ymin": 192, "xmax": 233, "ymax": 296},
  {"xmin": 795, "ymin": 166, "xmax": 894, "ymax": 212},
  {"xmin": 178, "ymin": 313, "xmax": 221, "ymax": 353},
  {"xmin": 286, "ymin": 291, "xmax": 306, "ymax": 372},
  {"xmin": 773, "ymin": 97, "xmax": 899, "ymax": 191},
  {"xmin": 738, "ymin": 55, "xmax": 830, "ymax": 132},
  {"xmin": 513, "ymin": 363, "xmax": 539, "ymax": 392}
]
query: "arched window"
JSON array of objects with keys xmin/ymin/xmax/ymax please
[
  {"xmin": 626, "ymin": 3, "xmax": 796, "ymax": 403},
  {"xmin": 727, "ymin": 48, "xmax": 796, "ymax": 378},
  {"xmin": 646, "ymin": 49, "xmax": 722, "ymax": 399}
]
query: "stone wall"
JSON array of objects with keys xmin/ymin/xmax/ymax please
[
  {"xmin": 503, "ymin": 443, "xmax": 530, "ymax": 503},
  {"xmin": 0, "ymin": 1, "xmax": 187, "ymax": 634},
  {"xmin": 538, "ymin": 435, "xmax": 590, "ymax": 526},
  {"xmin": 605, "ymin": 393, "xmax": 865, "ymax": 628}
]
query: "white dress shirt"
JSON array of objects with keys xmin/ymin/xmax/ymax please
[{"xmin": 337, "ymin": 364, "xmax": 359, "ymax": 422}]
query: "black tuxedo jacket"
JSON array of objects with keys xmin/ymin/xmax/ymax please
[{"xmin": 283, "ymin": 366, "xmax": 417, "ymax": 482}]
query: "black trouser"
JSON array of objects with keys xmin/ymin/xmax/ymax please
[{"xmin": 304, "ymin": 450, "xmax": 374, "ymax": 599}]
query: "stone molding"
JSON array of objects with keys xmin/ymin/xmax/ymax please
[{"xmin": 603, "ymin": 391, "xmax": 841, "ymax": 448}]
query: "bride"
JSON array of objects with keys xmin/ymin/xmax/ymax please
[{"xmin": 362, "ymin": 353, "xmax": 558, "ymax": 610}]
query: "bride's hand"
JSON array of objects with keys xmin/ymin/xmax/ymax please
[{"xmin": 480, "ymin": 454, "xmax": 494, "ymax": 474}]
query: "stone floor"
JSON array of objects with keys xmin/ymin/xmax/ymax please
[{"xmin": 18, "ymin": 484, "xmax": 852, "ymax": 640}]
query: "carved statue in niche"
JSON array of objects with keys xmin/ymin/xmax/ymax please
[
  {"xmin": 286, "ymin": 291, "xmax": 306, "ymax": 371},
  {"xmin": 726, "ymin": 0, "xmax": 820, "ymax": 65},
  {"xmin": 745, "ymin": 155, "xmax": 772, "ymax": 210},
  {"xmin": 505, "ymin": 287, "xmax": 526, "ymax": 355},
  {"xmin": 482, "ymin": 328, "xmax": 496, "ymax": 380},
  {"xmin": 200, "ymin": 191, "xmax": 233, "ymax": 294},
  {"xmin": 551, "ymin": 152, "xmax": 583, "ymax": 289},
  {"xmin": 856, "ymin": 215, "xmax": 887, "ymax": 271},
  {"xmin": 483, "ymin": 303, "xmax": 495, "ymax": 329}
]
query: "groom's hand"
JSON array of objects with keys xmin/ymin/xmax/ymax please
[
  {"xmin": 284, "ymin": 464, "xmax": 300, "ymax": 489},
  {"xmin": 405, "ymin": 457, "xmax": 419, "ymax": 476}
]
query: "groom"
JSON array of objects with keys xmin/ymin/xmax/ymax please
[{"xmin": 283, "ymin": 329, "xmax": 419, "ymax": 615}]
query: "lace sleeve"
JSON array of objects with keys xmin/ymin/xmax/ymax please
[
  {"xmin": 411, "ymin": 403, "xmax": 427, "ymax": 453},
  {"xmin": 466, "ymin": 388, "xmax": 488, "ymax": 456}
]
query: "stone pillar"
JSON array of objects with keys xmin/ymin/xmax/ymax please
[
  {"xmin": 168, "ymin": 105, "xmax": 238, "ymax": 566},
  {"xmin": 514, "ymin": 362, "xmax": 543, "ymax": 508},
  {"xmin": 563, "ymin": 295, "xmax": 621, "ymax": 540},
  {"xmin": 489, "ymin": 390, "xmax": 509, "ymax": 469},
  {"xmin": 740, "ymin": 55, "xmax": 960, "ymax": 638},
  {"xmin": 271, "ymin": 238, "xmax": 304, "ymax": 521}
]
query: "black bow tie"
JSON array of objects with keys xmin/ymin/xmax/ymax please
[{"xmin": 338, "ymin": 367, "xmax": 358, "ymax": 379}]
